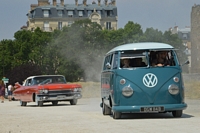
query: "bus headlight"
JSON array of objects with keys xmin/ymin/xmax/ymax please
[
  {"xmin": 168, "ymin": 84, "xmax": 179, "ymax": 95},
  {"xmin": 122, "ymin": 86, "xmax": 134, "ymax": 97}
]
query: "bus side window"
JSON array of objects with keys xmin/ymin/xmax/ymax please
[
  {"xmin": 168, "ymin": 51, "xmax": 176, "ymax": 66},
  {"xmin": 103, "ymin": 54, "xmax": 113, "ymax": 70},
  {"xmin": 112, "ymin": 53, "xmax": 118, "ymax": 69}
]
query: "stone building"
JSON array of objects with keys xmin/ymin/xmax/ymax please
[
  {"xmin": 26, "ymin": 0, "xmax": 118, "ymax": 32},
  {"xmin": 169, "ymin": 26, "xmax": 191, "ymax": 73},
  {"xmin": 191, "ymin": 4, "xmax": 200, "ymax": 73}
]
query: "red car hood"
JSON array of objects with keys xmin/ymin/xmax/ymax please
[{"xmin": 39, "ymin": 83, "xmax": 82, "ymax": 90}]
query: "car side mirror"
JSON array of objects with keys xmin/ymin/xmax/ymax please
[
  {"xmin": 106, "ymin": 62, "xmax": 111, "ymax": 69},
  {"xmin": 181, "ymin": 60, "xmax": 190, "ymax": 66}
]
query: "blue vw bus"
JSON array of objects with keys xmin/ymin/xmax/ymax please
[{"xmin": 100, "ymin": 42, "xmax": 189, "ymax": 119}]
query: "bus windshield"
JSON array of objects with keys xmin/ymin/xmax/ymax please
[{"xmin": 120, "ymin": 50, "xmax": 176, "ymax": 68}]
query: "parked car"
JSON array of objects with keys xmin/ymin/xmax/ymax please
[{"xmin": 13, "ymin": 75, "xmax": 82, "ymax": 107}]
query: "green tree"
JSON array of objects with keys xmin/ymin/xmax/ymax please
[
  {"xmin": 0, "ymin": 39, "xmax": 14, "ymax": 77},
  {"xmin": 0, "ymin": 19, "xmax": 189, "ymax": 82},
  {"xmin": 142, "ymin": 28, "xmax": 164, "ymax": 42},
  {"xmin": 123, "ymin": 21, "xmax": 143, "ymax": 43}
]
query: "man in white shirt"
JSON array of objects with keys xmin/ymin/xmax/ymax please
[{"xmin": 8, "ymin": 84, "xmax": 13, "ymax": 101}]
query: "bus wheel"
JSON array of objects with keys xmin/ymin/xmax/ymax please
[
  {"xmin": 113, "ymin": 111, "xmax": 121, "ymax": 119},
  {"xmin": 102, "ymin": 103, "xmax": 111, "ymax": 115},
  {"xmin": 172, "ymin": 110, "xmax": 182, "ymax": 117}
]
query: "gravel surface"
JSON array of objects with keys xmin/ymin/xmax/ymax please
[{"xmin": 0, "ymin": 98, "xmax": 200, "ymax": 133}]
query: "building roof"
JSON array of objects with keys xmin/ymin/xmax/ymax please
[
  {"xmin": 178, "ymin": 27, "xmax": 191, "ymax": 33},
  {"xmin": 34, "ymin": 3, "xmax": 116, "ymax": 11}
]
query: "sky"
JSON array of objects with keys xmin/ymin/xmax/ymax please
[{"xmin": 0, "ymin": 0, "xmax": 200, "ymax": 41}]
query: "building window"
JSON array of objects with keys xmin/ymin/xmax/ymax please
[
  {"xmin": 58, "ymin": 10, "xmax": 63, "ymax": 17},
  {"xmin": 97, "ymin": 10, "xmax": 101, "ymax": 15},
  {"xmin": 183, "ymin": 34, "xmax": 188, "ymax": 40},
  {"xmin": 58, "ymin": 22, "xmax": 62, "ymax": 30},
  {"xmin": 31, "ymin": 11, "xmax": 35, "ymax": 18},
  {"xmin": 106, "ymin": 22, "xmax": 112, "ymax": 30},
  {"xmin": 79, "ymin": 11, "xmax": 83, "ymax": 17},
  {"xmin": 106, "ymin": 10, "xmax": 113, "ymax": 17},
  {"xmin": 88, "ymin": 10, "xmax": 92, "ymax": 17},
  {"xmin": 68, "ymin": 21, "xmax": 73, "ymax": 27},
  {"xmin": 43, "ymin": 10, "xmax": 49, "ymax": 17},
  {"xmin": 43, "ymin": 21, "xmax": 50, "ymax": 31},
  {"xmin": 68, "ymin": 11, "xmax": 73, "ymax": 17}
]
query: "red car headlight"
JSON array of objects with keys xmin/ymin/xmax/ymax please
[
  {"xmin": 39, "ymin": 89, "xmax": 49, "ymax": 94},
  {"xmin": 73, "ymin": 88, "xmax": 82, "ymax": 92}
]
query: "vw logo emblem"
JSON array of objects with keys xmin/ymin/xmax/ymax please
[{"xmin": 143, "ymin": 73, "xmax": 158, "ymax": 88}]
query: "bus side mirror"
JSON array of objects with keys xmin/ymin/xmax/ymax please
[
  {"xmin": 181, "ymin": 60, "xmax": 189, "ymax": 66},
  {"xmin": 106, "ymin": 62, "xmax": 111, "ymax": 69}
]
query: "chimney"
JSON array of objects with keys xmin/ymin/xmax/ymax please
[
  {"xmin": 83, "ymin": 0, "xmax": 87, "ymax": 6},
  {"xmin": 31, "ymin": 4, "xmax": 38, "ymax": 10},
  {"xmin": 111, "ymin": 0, "xmax": 116, "ymax": 6},
  {"xmin": 60, "ymin": 0, "xmax": 64, "ymax": 6},
  {"xmin": 104, "ymin": 0, "xmax": 108, "ymax": 6},
  {"xmin": 38, "ymin": 0, "xmax": 50, "ymax": 6},
  {"xmin": 75, "ymin": 0, "xmax": 78, "ymax": 6},
  {"xmin": 53, "ymin": 0, "xmax": 57, "ymax": 6},
  {"xmin": 98, "ymin": 0, "xmax": 101, "ymax": 6}
]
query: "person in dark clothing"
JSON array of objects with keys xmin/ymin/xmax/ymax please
[
  {"xmin": 0, "ymin": 80, "xmax": 5, "ymax": 103},
  {"xmin": 152, "ymin": 51, "xmax": 171, "ymax": 67}
]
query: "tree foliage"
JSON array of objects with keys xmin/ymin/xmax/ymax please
[{"xmin": 0, "ymin": 20, "xmax": 188, "ymax": 83}]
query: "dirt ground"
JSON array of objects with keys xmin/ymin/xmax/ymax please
[
  {"xmin": 1, "ymin": 79, "xmax": 200, "ymax": 133},
  {"xmin": 0, "ymin": 98, "xmax": 200, "ymax": 133}
]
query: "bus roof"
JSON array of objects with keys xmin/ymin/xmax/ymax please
[{"xmin": 106, "ymin": 42, "xmax": 174, "ymax": 55}]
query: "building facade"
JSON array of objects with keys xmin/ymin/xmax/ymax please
[
  {"xmin": 169, "ymin": 26, "xmax": 191, "ymax": 73},
  {"xmin": 26, "ymin": 0, "xmax": 118, "ymax": 32},
  {"xmin": 191, "ymin": 4, "xmax": 200, "ymax": 73}
]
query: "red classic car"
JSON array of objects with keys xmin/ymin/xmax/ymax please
[{"xmin": 13, "ymin": 75, "xmax": 82, "ymax": 107}]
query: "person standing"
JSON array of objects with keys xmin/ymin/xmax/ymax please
[
  {"xmin": 8, "ymin": 84, "xmax": 13, "ymax": 101},
  {"xmin": 0, "ymin": 80, "xmax": 5, "ymax": 103}
]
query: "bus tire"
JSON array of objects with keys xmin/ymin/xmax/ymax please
[
  {"xmin": 102, "ymin": 103, "xmax": 111, "ymax": 115},
  {"xmin": 172, "ymin": 110, "xmax": 182, "ymax": 117},
  {"xmin": 113, "ymin": 111, "xmax": 121, "ymax": 119}
]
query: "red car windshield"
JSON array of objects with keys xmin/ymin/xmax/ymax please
[{"xmin": 32, "ymin": 76, "xmax": 66, "ymax": 85}]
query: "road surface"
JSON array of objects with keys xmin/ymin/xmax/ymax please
[{"xmin": 0, "ymin": 98, "xmax": 200, "ymax": 133}]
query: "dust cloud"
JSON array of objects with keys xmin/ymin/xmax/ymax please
[{"xmin": 52, "ymin": 26, "xmax": 109, "ymax": 82}]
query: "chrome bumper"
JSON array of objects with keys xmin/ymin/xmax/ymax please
[{"xmin": 37, "ymin": 94, "xmax": 82, "ymax": 102}]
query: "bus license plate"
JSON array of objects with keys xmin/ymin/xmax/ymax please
[{"xmin": 140, "ymin": 107, "xmax": 164, "ymax": 112}]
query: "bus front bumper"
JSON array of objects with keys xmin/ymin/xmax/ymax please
[{"xmin": 112, "ymin": 103, "xmax": 187, "ymax": 113}]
